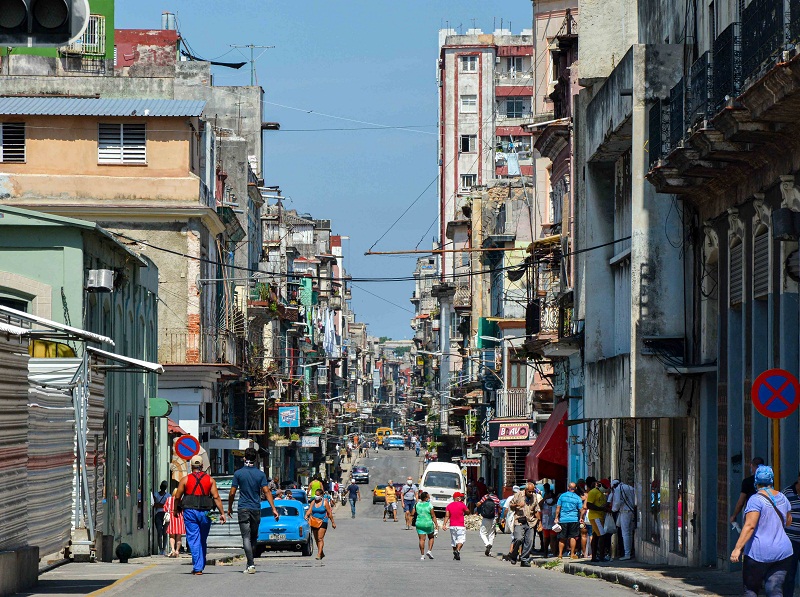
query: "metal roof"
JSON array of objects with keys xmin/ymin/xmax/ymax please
[
  {"xmin": 0, "ymin": 97, "xmax": 206, "ymax": 117},
  {"xmin": 0, "ymin": 304, "xmax": 114, "ymax": 346}
]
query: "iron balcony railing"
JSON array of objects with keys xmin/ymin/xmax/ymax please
[
  {"xmin": 712, "ymin": 22, "xmax": 742, "ymax": 111},
  {"xmin": 686, "ymin": 51, "xmax": 712, "ymax": 129},
  {"xmin": 741, "ymin": 0, "xmax": 784, "ymax": 80},
  {"xmin": 669, "ymin": 77, "xmax": 685, "ymax": 150},
  {"xmin": 496, "ymin": 388, "xmax": 531, "ymax": 418}
]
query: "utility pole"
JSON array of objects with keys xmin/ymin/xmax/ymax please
[{"xmin": 230, "ymin": 43, "xmax": 275, "ymax": 86}]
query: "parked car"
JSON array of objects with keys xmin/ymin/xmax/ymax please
[
  {"xmin": 278, "ymin": 488, "xmax": 310, "ymax": 512},
  {"xmin": 255, "ymin": 500, "xmax": 313, "ymax": 557},
  {"xmin": 383, "ymin": 435, "xmax": 405, "ymax": 450},
  {"xmin": 372, "ymin": 484, "xmax": 387, "ymax": 504},
  {"xmin": 352, "ymin": 466, "xmax": 369, "ymax": 484}
]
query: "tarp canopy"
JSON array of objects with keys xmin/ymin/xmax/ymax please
[{"xmin": 524, "ymin": 400, "xmax": 568, "ymax": 482}]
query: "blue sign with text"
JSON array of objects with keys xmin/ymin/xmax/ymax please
[{"xmin": 278, "ymin": 406, "xmax": 300, "ymax": 428}]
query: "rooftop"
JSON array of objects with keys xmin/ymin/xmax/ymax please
[{"xmin": 0, "ymin": 97, "xmax": 206, "ymax": 117}]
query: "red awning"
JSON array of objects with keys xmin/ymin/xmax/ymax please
[
  {"xmin": 167, "ymin": 418, "xmax": 188, "ymax": 435},
  {"xmin": 524, "ymin": 400, "xmax": 568, "ymax": 482}
]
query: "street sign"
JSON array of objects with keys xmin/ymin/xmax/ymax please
[
  {"xmin": 174, "ymin": 434, "xmax": 200, "ymax": 460},
  {"xmin": 751, "ymin": 368, "xmax": 800, "ymax": 419},
  {"xmin": 278, "ymin": 406, "xmax": 300, "ymax": 428}
]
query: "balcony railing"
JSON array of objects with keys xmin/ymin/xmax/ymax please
[
  {"xmin": 686, "ymin": 51, "xmax": 711, "ymax": 128},
  {"xmin": 669, "ymin": 77, "xmax": 685, "ymax": 149},
  {"xmin": 712, "ymin": 22, "xmax": 742, "ymax": 111},
  {"xmin": 159, "ymin": 329, "xmax": 240, "ymax": 365},
  {"xmin": 741, "ymin": 0, "xmax": 784, "ymax": 80},
  {"xmin": 453, "ymin": 281, "xmax": 471, "ymax": 309},
  {"xmin": 496, "ymin": 388, "xmax": 531, "ymax": 418}
]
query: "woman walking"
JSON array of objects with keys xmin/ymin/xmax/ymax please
[
  {"xmin": 414, "ymin": 491, "xmax": 438, "ymax": 560},
  {"xmin": 164, "ymin": 488, "xmax": 185, "ymax": 557},
  {"xmin": 306, "ymin": 488, "xmax": 336, "ymax": 560},
  {"xmin": 731, "ymin": 465, "xmax": 793, "ymax": 596}
]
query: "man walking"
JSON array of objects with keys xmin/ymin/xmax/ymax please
[
  {"xmin": 174, "ymin": 455, "xmax": 226, "ymax": 575},
  {"xmin": 585, "ymin": 476, "xmax": 610, "ymax": 562},
  {"xmin": 554, "ymin": 482, "xmax": 584, "ymax": 559},
  {"xmin": 152, "ymin": 480, "xmax": 169, "ymax": 555},
  {"xmin": 443, "ymin": 492, "xmax": 470, "ymax": 560},
  {"xmin": 476, "ymin": 488, "xmax": 500, "ymax": 556},
  {"xmin": 612, "ymin": 478, "xmax": 636, "ymax": 560},
  {"xmin": 506, "ymin": 482, "xmax": 542, "ymax": 567},
  {"xmin": 227, "ymin": 447, "xmax": 280, "ymax": 574},
  {"xmin": 346, "ymin": 478, "xmax": 361, "ymax": 518},
  {"xmin": 384, "ymin": 479, "xmax": 398, "ymax": 522},
  {"xmin": 401, "ymin": 477, "xmax": 419, "ymax": 530}
]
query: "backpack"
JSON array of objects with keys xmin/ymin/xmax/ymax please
[{"xmin": 479, "ymin": 497, "xmax": 496, "ymax": 519}]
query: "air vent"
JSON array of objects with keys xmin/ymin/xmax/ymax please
[{"xmin": 86, "ymin": 269, "xmax": 114, "ymax": 293}]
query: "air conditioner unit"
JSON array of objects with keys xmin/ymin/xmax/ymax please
[{"xmin": 87, "ymin": 269, "xmax": 114, "ymax": 293}]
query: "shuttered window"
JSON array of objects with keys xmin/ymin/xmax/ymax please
[
  {"xmin": 0, "ymin": 123, "xmax": 25, "ymax": 163},
  {"xmin": 730, "ymin": 241, "xmax": 743, "ymax": 306},
  {"xmin": 98, "ymin": 123, "xmax": 146, "ymax": 164},
  {"xmin": 753, "ymin": 231, "xmax": 770, "ymax": 299}
]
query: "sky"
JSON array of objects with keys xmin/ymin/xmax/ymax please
[{"xmin": 117, "ymin": 1, "xmax": 534, "ymax": 340}]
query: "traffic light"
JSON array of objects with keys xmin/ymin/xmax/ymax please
[{"xmin": 0, "ymin": 0, "xmax": 89, "ymax": 47}]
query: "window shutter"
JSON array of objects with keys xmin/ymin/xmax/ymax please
[
  {"xmin": 730, "ymin": 242, "xmax": 743, "ymax": 306},
  {"xmin": 753, "ymin": 232, "xmax": 769, "ymax": 299},
  {"xmin": 0, "ymin": 123, "xmax": 26, "ymax": 163},
  {"xmin": 122, "ymin": 123, "xmax": 146, "ymax": 163},
  {"xmin": 99, "ymin": 123, "xmax": 146, "ymax": 164}
]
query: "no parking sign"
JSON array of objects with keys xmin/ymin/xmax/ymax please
[
  {"xmin": 751, "ymin": 369, "xmax": 800, "ymax": 419},
  {"xmin": 174, "ymin": 434, "xmax": 201, "ymax": 460}
]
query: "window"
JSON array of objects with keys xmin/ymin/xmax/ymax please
[
  {"xmin": 550, "ymin": 50, "xmax": 561, "ymax": 82},
  {"xmin": 643, "ymin": 419, "xmax": 661, "ymax": 544},
  {"xmin": 506, "ymin": 98, "xmax": 524, "ymax": 119},
  {"xmin": 460, "ymin": 95, "xmax": 477, "ymax": 113},
  {"xmin": 509, "ymin": 361, "xmax": 526, "ymax": 388},
  {"xmin": 98, "ymin": 123, "xmax": 146, "ymax": 164},
  {"xmin": 0, "ymin": 123, "xmax": 25, "ymax": 163},
  {"xmin": 461, "ymin": 251, "xmax": 470, "ymax": 267},
  {"xmin": 507, "ymin": 56, "xmax": 524, "ymax": 76},
  {"xmin": 460, "ymin": 174, "xmax": 477, "ymax": 190},
  {"xmin": 460, "ymin": 134, "xmax": 477, "ymax": 153},
  {"xmin": 461, "ymin": 55, "xmax": 478, "ymax": 72}
]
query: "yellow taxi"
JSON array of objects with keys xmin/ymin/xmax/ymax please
[
  {"xmin": 372, "ymin": 484, "xmax": 387, "ymax": 504},
  {"xmin": 376, "ymin": 427, "xmax": 392, "ymax": 446}
]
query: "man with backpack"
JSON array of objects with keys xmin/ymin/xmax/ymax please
[
  {"xmin": 476, "ymin": 489, "xmax": 501, "ymax": 556},
  {"xmin": 402, "ymin": 477, "xmax": 419, "ymax": 529}
]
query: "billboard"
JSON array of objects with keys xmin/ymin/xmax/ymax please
[{"xmin": 278, "ymin": 406, "xmax": 300, "ymax": 428}]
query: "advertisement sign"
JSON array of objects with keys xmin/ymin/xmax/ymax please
[
  {"xmin": 278, "ymin": 406, "xmax": 300, "ymax": 428},
  {"xmin": 343, "ymin": 402, "xmax": 358, "ymax": 413},
  {"xmin": 487, "ymin": 420, "xmax": 532, "ymax": 442},
  {"xmin": 301, "ymin": 435, "xmax": 319, "ymax": 448}
]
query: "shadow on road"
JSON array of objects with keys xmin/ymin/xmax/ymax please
[{"xmin": 17, "ymin": 579, "xmax": 114, "ymax": 595}]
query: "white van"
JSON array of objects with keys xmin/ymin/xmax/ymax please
[{"xmin": 419, "ymin": 462, "xmax": 466, "ymax": 511}]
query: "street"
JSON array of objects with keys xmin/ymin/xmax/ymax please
[{"xmin": 27, "ymin": 450, "xmax": 636, "ymax": 597}]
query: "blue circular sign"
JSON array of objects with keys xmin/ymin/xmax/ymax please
[
  {"xmin": 175, "ymin": 434, "xmax": 200, "ymax": 460},
  {"xmin": 752, "ymin": 368, "xmax": 800, "ymax": 419}
]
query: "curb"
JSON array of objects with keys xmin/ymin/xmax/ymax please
[
  {"xmin": 562, "ymin": 562, "xmax": 699, "ymax": 597},
  {"xmin": 39, "ymin": 558, "xmax": 70, "ymax": 575}
]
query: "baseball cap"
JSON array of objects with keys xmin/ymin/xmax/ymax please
[
  {"xmin": 190, "ymin": 455, "xmax": 203, "ymax": 467},
  {"xmin": 755, "ymin": 465, "xmax": 775, "ymax": 487},
  {"xmin": 600, "ymin": 478, "xmax": 611, "ymax": 489},
  {"xmin": 512, "ymin": 485, "xmax": 520, "ymax": 492},
  {"xmin": 453, "ymin": 492, "xmax": 464, "ymax": 499}
]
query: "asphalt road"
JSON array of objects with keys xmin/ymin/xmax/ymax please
[{"xmin": 30, "ymin": 449, "xmax": 637, "ymax": 597}]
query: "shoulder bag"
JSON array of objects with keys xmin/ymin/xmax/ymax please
[
  {"xmin": 309, "ymin": 516, "xmax": 324, "ymax": 529},
  {"xmin": 758, "ymin": 490, "xmax": 786, "ymax": 526}
]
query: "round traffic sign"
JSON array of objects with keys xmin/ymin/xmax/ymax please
[
  {"xmin": 174, "ymin": 434, "xmax": 201, "ymax": 460},
  {"xmin": 751, "ymin": 368, "xmax": 800, "ymax": 419}
]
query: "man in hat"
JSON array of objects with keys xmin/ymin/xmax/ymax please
[
  {"xmin": 175, "ymin": 455, "xmax": 227, "ymax": 575},
  {"xmin": 506, "ymin": 482, "xmax": 543, "ymax": 567},
  {"xmin": 443, "ymin": 492, "xmax": 470, "ymax": 560}
]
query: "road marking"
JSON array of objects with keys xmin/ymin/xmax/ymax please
[{"xmin": 87, "ymin": 564, "xmax": 157, "ymax": 596}]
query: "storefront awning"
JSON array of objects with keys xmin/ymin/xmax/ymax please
[
  {"xmin": 524, "ymin": 400, "xmax": 568, "ymax": 482},
  {"xmin": 168, "ymin": 418, "xmax": 188, "ymax": 435}
]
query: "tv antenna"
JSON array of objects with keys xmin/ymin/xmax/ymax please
[{"xmin": 230, "ymin": 44, "xmax": 275, "ymax": 85}]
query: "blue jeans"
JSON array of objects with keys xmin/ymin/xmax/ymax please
[
  {"xmin": 184, "ymin": 509, "xmax": 211, "ymax": 573},
  {"xmin": 350, "ymin": 499, "xmax": 357, "ymax": 517}
]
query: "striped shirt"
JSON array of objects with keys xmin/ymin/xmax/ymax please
[
  {"xmin": 782, "ymin": 484, "xmax": 800, "ymax": 543},
  {"xmin": 477, "ymin": 493, "xmax": 500, "ymax": 518}
]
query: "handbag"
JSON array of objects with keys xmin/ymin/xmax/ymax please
[
  {"xmin": 603, "ymin": 512, "xmax": 617, "ymax": 535},
  {"xmin": 309, "ymin": 516, "xmax": 324, "ymax": 529},
  {"xmin": 412, "ymin": 511, "xmax": 418, "ymax": 526},
  {"xmin": 163, "ymin": 512, "xmax": 171, "ymax": 526}
]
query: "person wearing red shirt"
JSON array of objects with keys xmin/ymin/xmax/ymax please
[{"xmin": 443, "ymin": 492, "xmax": 470, "ymax": 560}]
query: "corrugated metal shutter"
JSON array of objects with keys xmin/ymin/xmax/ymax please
[
  {"xmin": 0, "ymin": 335, "xmax": 29, "ymax": 550},
  {"xmin": 753, "ymin": 232, "xmax": 770, "ymax": 299},
  {"xmin": 504, "ymin": 447, "xmax": 528, "ymax": 488},
  {"xmin": 86, "ymin": 368, "xmax": 106, "ymax": 535},
  {"xmin": 730, "ymin": 242, "xmax": 743, "ymax": 306},
  {"xmin": 98, "ymin": 123, "xmax": 146, "ymax": 164}
]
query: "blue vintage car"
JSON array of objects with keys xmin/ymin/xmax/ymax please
[
  {"xmin": 255, "ymin": 499, "xmax": 314, "ymax": 557},
  {"xmin": 383, "ymin": 435, "xmax": 406, "ymax": 450}
]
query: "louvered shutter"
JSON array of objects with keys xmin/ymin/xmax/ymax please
[
  {"xmin": 730, "ymin": 242, "xmax": 743, "ymax": 306},
  {"xmin": 121, "ymin": 123, "xmax": 146, "ymax": 163},
  {"xmin": 0, "ymin": 123, "xmax": 26, "ymax": 163},
  {"xmin": 98, "ymin": 123, "xmax": 146, "ymax": 164},
  {"xmin": 753, "ymin": 232, "xmax": 769, "ymax": 299}
]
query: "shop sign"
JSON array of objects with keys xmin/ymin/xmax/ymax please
[
  {"xmin": 488, "ymin": 420, "xmax": 532, "ymax": 442},
  {"xmin": 273, "ymin": 439, "xmax": 290, "ymax": 447},
  {"xmin": 301, "ymin": 435, "xmax": 319, "ymax": 448},
  {"xmin": 343, "ymin": 402, "xmax": 358, "ymax": 413},
  {"xmin": 278, "ymin": 406, "xmax": 300, "ymax": 428}
]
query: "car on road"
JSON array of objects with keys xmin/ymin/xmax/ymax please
[
  {"xmin": 255, "ymin": 500, "xmax": 313, "ymax": 557},
  {"xmin": 419, "ymin": 462, "xmax": 466, "ymax": 512},
  {"xmin": 372, "ymin": 484, "xmax": 387, "ymax": 504},
  {"xmin": 277, "ymin": 488, "xmax": 310, "ymax": 512},
  {"xmin": 352, "ymin": 465, "xmax": 370, "ymax": 484},
  {"xmin": 383, "ymin": 435, "xmax": 405, "ymax": 450}
]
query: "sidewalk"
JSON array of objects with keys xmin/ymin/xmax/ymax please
[{"xmin": 530, "ymin": 556, "xmax": 742, "ymax": 596}]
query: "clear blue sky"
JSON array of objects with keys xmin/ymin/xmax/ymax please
[{"xmin": 117, "ymin": 0, "xmax": 533, "ymax": 340}]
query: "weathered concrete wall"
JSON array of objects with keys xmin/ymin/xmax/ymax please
[
  {"xmin": 577, "ymin": 0, "xmax": 637, "ymax": 85},
  {"xmin": 0, "ymin": 547, "xmax": 38, "ymax": 597}
]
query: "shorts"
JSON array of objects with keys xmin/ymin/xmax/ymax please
[
  {"xmin": 543, "ymin": 529, "xmax": 555, "ymax": 539},
  {"xmin": 416, "ymin": 526, "xmax": 434, "ymax": 537},
  {"xmin": 590, "ymin": 518, "xmax": 604, "ymax": 535},
  {"xmin": 558, "ymin": 522, "xmax": 581, "ymax": 539},
  {"xmin": 403, "ymin": 500, "xmax": 416, "ymax": 513},
  {"xmin": 450, "ymin": 526, "xmax": 466, "ymax": 546},
  {"xmin": 385, "ymin": 502, "xmax": 397, "ymax": 511}
]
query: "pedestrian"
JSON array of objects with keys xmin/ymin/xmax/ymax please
[
  {"xmin": 346, "ymin": 478, "xmax": 361, "ymax": 518},
  {"xmin": 306, "ymin": 488, "xmax": 336, "ymax": 560},
  {"xmin": 174, "ymin": 455, "xmax": 227, "ymax": 575},
  {"xmin": 540, "ymin": 483, "xmax": 558, "ymax": 557},
  {"xmin": 731, "ymin": 465, "xmax": 793, "ymax": 597},
  {"xmin": 164, "ymin": 488, "xmax": 185, "ymax": 558},
  {"xmin": 576, "ymin": 478, "xmax": 589, "ymax": 558},
  {"xmin": 732, "ymin": 457, "xmax": 766, "ymax": 525},
  {"xmin": 466, "ymin": 480, "xmax": 478, "ymax": 514},
  {"xmin": 554, "ymin": 482, "xmax": 584, "ymax": 559},
  {"xmin": 414, "ymin": 491, "xmax": 438, "ymax": 560},
  {"xmin": 346, "ymin": 446, "xmax": 352, "ymax": 463},
  {"xmin": 308, "ymin": 475, "xmax": 323, "ymax": 499},
  {"xmin": 384, "ymin": 479, "xmax": 398, "ymax": 522},
  {"xmin": 585, "ymin": 476, "xmax": 610, "ymax": 562},
  {"xmin": 153, "ymin": 480, "xmax": 169, "ymax": 555},
  {"xmin": 401, "ymin": 477, "xmax": 419, "ymax": 529},
  {"xmin": 476, "ymin": 477, "xmax": 489, "ymax": 500},
  {"xmin": 782, "ymin": 471, "xmax": 800, "ymax": 597},
  {"xmin": 612, "ymin": 478, "xmax": 636, "ymax": 561},
  {"xmin": 443, "ymin": 491, "xmax": 470, "ymax": 560},
  {"xmin": 227, "ymin": 447, "xmax": 279, "ymax": 574},
  {"xmin": 415, "ymin": 438, "xmax": 421, "ymax": 457},
  {"xmin": 476, "ymin": 488, "xmax": 500, "ymax": 556},
  {"xmin": 599, "ymin": 478, "xmax": 616, "ymax": 559},
  {"xmin": 505, "ymin": 482, "xmax": 542, "ymax": 567}
]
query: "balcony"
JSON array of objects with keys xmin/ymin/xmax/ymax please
[
  {"xmin": 159, "ymin": 329, "xmax": 240, "ymax": 366},
  {"xmin": 453, "ymin": 281, "xmax": 471, "ymax": 310},
  {"xmin": 496, "ymin": 388, "xmax": 531, "ymax": 418}
]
